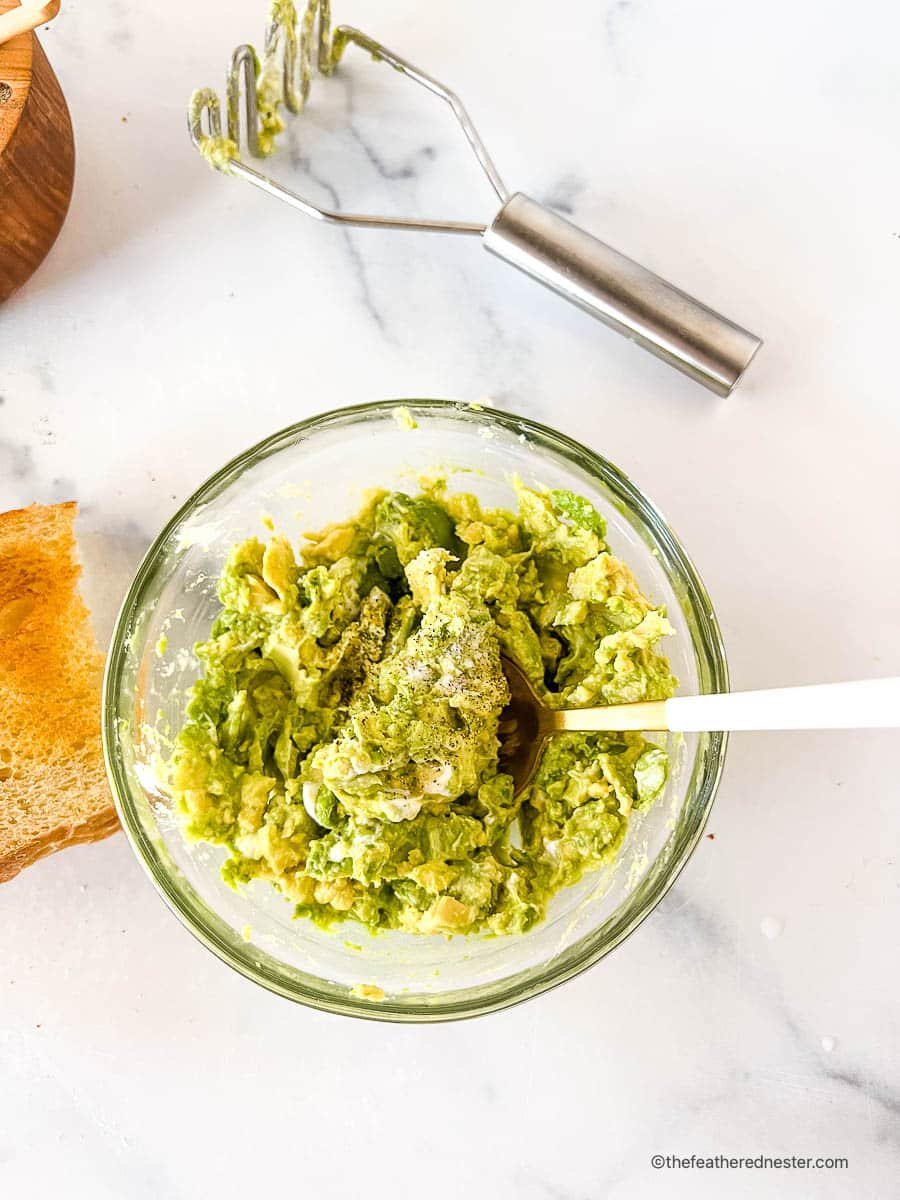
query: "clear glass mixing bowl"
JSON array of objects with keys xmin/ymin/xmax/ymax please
[{"xmin": 102, "ymin": 400, "xmax": 728, "ymax": 1021}]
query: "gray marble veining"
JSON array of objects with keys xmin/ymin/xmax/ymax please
[{"xmin": 1, "ymin": 1, "xmax": 898, "ymax": 1197}]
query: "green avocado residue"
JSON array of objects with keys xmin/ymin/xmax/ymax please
[
  {"xmin": 167, "ymin": 480, "xmax": 676, "ymax": 935},
  {"xmin": 198, "ymin": 133, "xmax": 238, "ymax": 172}
]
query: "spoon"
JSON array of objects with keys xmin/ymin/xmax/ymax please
[{"xmin": 499, "ymin": 657, "xmax": 900, "ymax": 798}]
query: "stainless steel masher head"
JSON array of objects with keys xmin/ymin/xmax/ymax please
[{"xmin": 189, "ymin": 0, "xmax": 762, "ymax": 396}]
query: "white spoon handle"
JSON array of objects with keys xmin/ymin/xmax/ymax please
[
  {"xmin": 666, "ymin": 677, "xmax": 900, "ymax": 732},
  {"xmin": 0, "ymin": 1, "xmax": 59, "ymax": 48}
]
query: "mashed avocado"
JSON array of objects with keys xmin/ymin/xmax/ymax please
[{"xmin": 169, "ymin": 480, "xmax": 676, "ymax": 935}]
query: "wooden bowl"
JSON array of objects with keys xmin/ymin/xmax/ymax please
[{"xmin": 0, "ymin": 0, "xmax": 75, "ymax": 302}]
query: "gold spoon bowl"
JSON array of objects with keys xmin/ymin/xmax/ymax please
[{"xmin": 498, "ymin": 657, "xmax": 670, "ymax": 798}]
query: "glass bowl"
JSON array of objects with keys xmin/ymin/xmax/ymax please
[{"xmin": 102, "ymin": 400, "xmax": 728, "ymax": 1021}]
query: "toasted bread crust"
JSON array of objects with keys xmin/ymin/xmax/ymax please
[
  {"xmin": 0, "ymin": 502, "xmax": 118, "ymax": 884},
  {"xmin": 0, "ymin": 807, "xmax": 119, "ymax": 884}
]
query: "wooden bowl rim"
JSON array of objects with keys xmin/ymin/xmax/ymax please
[{"xmin": 0, "ymin": 0, "xmax": 36, "ymax": 160}]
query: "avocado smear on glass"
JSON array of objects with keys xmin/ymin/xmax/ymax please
[{"xmin": 169, "ymin": 480, "xmax": 677, "ymax": 936}]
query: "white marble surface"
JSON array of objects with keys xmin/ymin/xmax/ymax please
[{"xmin": 2, "ymin": 0, "xmax": 899, "ymax": 1195}]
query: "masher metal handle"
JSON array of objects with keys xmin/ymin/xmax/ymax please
[
  {"xmin": 484, "ymin": 195, "xmax": 760, "ymax": 396},
  {"xmin": 189, "ymin": 0, "xmax": 763, "ymax": 396}
]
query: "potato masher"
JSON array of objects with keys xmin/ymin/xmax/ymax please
[{"xmin": 189, "ymin": 0, "xmax": 762, "ymax": 396}]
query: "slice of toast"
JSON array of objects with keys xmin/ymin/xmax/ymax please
[{"xmin": 0, "ymin": 502, "xmax": 118, "ymax": 883}]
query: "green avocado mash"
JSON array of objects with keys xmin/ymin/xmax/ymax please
[{"xmin": 168, "ymin": 480, "xmax": 677, "ymax": 935}]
